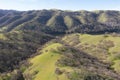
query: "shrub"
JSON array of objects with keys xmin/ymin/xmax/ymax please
[
  {"xmin": 10, "ymin": 70, "xmax": 24, "ymax": 80},
  {"xmin": 68, "ymin": 70, "xmax": 113, "ymax": 80},
  {"xmin": 55, "ymin": 68, "xmax": 63, "ymax": 75}
]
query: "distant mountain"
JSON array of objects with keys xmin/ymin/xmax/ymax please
[{"xmin": 0, "ymin": 9, "xmax": 120, "ymax": 34}]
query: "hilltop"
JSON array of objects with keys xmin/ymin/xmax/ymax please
[{"xmin": 0, "ymin": 10, "xmax": 120, "ymax": 34}]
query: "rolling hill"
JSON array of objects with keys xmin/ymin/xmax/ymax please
[
  {"xmin": 0, "ymin": 10, "xmax": 120, "ymax": 34},
  {"xmin": 0, "ymin": 9, "xmax": 120, "ymax": 80},
  {"xmin": 23, "ymin": 35, "xmax": 120, "ymax": 80}
]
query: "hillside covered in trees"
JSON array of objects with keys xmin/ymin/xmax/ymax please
[
  {"xmin": 0, "ymin": 9, "xmax": 120, "ymax": 34},
  {"xmin": 0, "ymin": 9, "xmax": 120, "ymax": 80}
]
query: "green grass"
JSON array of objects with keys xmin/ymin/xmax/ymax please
[
  {"xmin": 105, "ymin": 37, "xmax": 120, "ymax": 53},
  {"xmin": 46, "ymin": 15, "xmax": 56, "ymax": 27},
  {"xmin": 79, "ymin": 34, "xmax": 104, "ymax": 45},
  {"xmin": 0, "ymin": 34, "xmax": 7, "ymax": 40},
  {"xmin": 63, "ymin": 34, "xmax": 105, "ymax": 45},
  {"xmin": 76, "ymin": 15, "xmax": 86, "ymax": 24},
  {"xmin": 24, "ymin": 43, "xmax": 69, "ymax": 80},
  {"xmin": 64, "ymin": 16, "xmax": 73, "ymax": 28},
  {"xmin": 63, "ymin": 33, "xmax": 120, "ymax": 73},
  {"xmin": 112, "ymin": 60, "xmax": 120, "ymax": 73},
  {"xmin": 98, "ymin": 13, "xmax": 108, "ymax": 22},
  {"xmin": 63, "ymin": 33, "xmax": 120, "ymax": 54},
  {"xmin": 24, "ymin": 33, "xmax": 120, "ymax": 80}
]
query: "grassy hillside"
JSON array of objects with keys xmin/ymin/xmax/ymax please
[
  {"xmin": 0, "ymin": 34, "xmax": 7, "ymax": 40},
  {"xmin": 62, "ymin": 33, "xmax": 120, "ymax": 73},
  {"xmin": 23, "ymin": 34, "xmax": 120, "ymax": 80},
  {"xmin": 1, "ymin": 31, "xmax": 120, "ymax": 80},
  {"xmin": 24, "ymin": 42, "xmax": 70, "ymax": 80},
  {"xmin": 1, "ymin": 9, "xmax": 120, "ymax": 80}
]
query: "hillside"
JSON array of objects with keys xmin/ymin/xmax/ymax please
[
  {"xmin": 62, "ymin": 33, "xmax": 120, "ymax": 73},
  {"xmin": 2, "ymin": 33, "xmax": 120, "ymax": 80},
  {"xmin": 0, "ymin": 9, "xmax": 120, "ymax": 80},
  {"xmin": 0, "ymin": 31, "xmax": 54, "ymax": 72},
  {"xmin": 23, "ymin": 36, "xmax": 120, "ymax": 80},
  {"xmin": 24, "ymin": 42, "xmax": 69, "ymax": 80},
  {"xmin": 0, "ymin": 10, "xmax": 120, "ymax": 34}
]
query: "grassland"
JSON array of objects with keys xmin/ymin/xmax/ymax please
[
  {"xmin": 63, "ymin": 33, "xmax": 120, "ymax": 73},
  {"xmin": 24, "ymin": 33, "xmax": 120, "ymax": 80},
  {"xmin": 24, "ymin": 42, "xmax": 70, "ymax": 80},
  {"xmin": 63, "ymin": 33, "xmax": 120, "ymax": 54},
  {"xmin": 0, "ymin": 34, "xmax": 7, "ymax": 40}
]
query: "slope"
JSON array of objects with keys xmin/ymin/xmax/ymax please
[
  {"xmin": 62, "ymin": 33, "xmax": 120, "ymax": 73},
  {"xmin": 0, "ymin": 30, "xmax": 54, "ymax": 73},
  {"xmin": 0, "ymin": 10, "xmax": 120, "ymax": 34},
  {"xmin": 23, "ymin": 36, "xmax": 120, "ymax": 80},
  {"xmin": 24, "ymin": 42, "xmax": 70, "ymax": 80}
]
